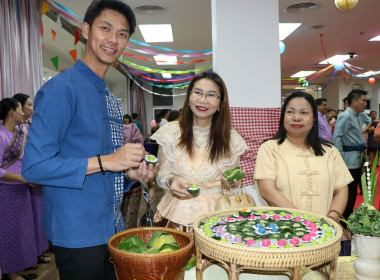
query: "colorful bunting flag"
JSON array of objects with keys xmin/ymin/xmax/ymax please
[
  {"xmin": 74, "ymin": 27, "xmax": 80, "ymax": 45},
  {"xmin": 51, "ymin": 56, "xmax": 59, "ymax": 71},
  {"xmin": 69, "ymin": 49, "xmax": 77, "ymax": 62},
  {"xmin": 42, "ymin": 1, "xmax": 50, "ymax": 15},
  {"xmin": 51, "ymin": 29, "xmax": 56, "ymax": 46},
  {"xmin": 55, "ymin": 15, "xmax": 62, "ymax": 32}
]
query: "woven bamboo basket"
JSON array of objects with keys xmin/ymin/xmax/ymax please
[
  {"xmin": 108, "ymin": 227, "xmax": 194, "ymax": 280},
  {"xmin": 194, "ymin": 207, "xmax": 342, "ymax": 269}
]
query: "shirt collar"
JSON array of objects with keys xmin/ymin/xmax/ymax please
[
  {"xmin": 346, "ymin": 107, "xmax": 359, "ymax": 117},
  {"xmin": 74, "ymin": 60, "xmax": 106, "ymax": 89}
]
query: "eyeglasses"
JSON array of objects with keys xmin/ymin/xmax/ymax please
[{"xmin": 190, "ymin": 90, "xmax": 220, "ymax": 101}]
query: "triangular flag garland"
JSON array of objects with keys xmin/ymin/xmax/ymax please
[
  {"xmin": 51, "ymin": 56, "xmax": 59, "ymax": 71},
  {"xmin": 51, "ymin": 29, "xmax": 56, "ymax": 46},
  {"xmin": 42, "ymin": 1, "xmax": 50, "ymax": 15},
  {"xmin": 69, "ymin": 49, "xmax": 77, "ymax": 62},
  {"xmin": 74, "ymin": 27, "xmax": 80, "ymax": 45},
  {"xmin": 55, "ymin": 15, "xmax": 62, "ymax": 32}
]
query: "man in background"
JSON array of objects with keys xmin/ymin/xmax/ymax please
[
  {"xmin": 316, "ymin": 98, "xmax": 332, "ymax": 141},
  {"xmin": 333, "ymin": 89, "xmax": 367, "ymax": 220}
]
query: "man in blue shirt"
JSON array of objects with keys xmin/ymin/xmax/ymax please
[
  {"xmin": 333, "ymin": 89, "xmax": 367, "ymax": 220},
  {"xmin": 22, "ymin": 1, "xmax": 157, "ymax": 279}
]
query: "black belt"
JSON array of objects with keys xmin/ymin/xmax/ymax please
[{"xmin": 342, "ymin": 143, "xmax": 366, "ymax": 152}]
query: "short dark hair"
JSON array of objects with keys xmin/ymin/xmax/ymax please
[
  {"xmin": 84, "ymin": 0, "xmax": 136, "ymax": 35},
  {"xmin": 132, "ymin": 113, "xmax": 138, "ymax": 119},
  {"xmin": 13, "ymin": 93, "xmax": 30, "ymax": 107},
  {"xmin": 0, "ymin": 98, "xmax": 21, "ymax": 121},
  {"xmin": 370, "ymin": 111, "xmax": 377, "ymax": 115},
  {"xmin": 347, "ymin": 89, "xmax": 367, "ymax": 106},
  {"xmin": 159, "ymin": 109, "xmax": 169, "ymax": 118},
  {"xmin": 123, "ymin": 114, "xmax": 132, "ymax": 123},
  {"xmin": 315, "ymin": 98, "xmax": 327, "ymax": 106},
  {"xmin": 167, "ymin": 110, "xmax": 180, "ymax": 122},
  {"xmin": 269, "ymin": 92, "xmax": 332, "ymax": 156}
]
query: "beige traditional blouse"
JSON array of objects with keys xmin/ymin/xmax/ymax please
[
  {"xmin": 150, "ymin": 121, "xmax": 248, "ymax": 226},
  {"xmin": 254, "ymin": 138, "xmax": 353, "ymax": 216}
]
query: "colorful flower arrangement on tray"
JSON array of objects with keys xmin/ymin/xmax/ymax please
[
  {"xmin": 342, "ymin": 153, "xmax": 380, "ymax": 237},
  {"xmin": 198, "ymin": 208, "xmax": 337, "ymax": 249}
]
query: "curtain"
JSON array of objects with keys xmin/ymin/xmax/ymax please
[
  {"xmin": 131, "ymin": 82, "xmax": 146, "ymax": 139},
  {"xmin": 0, "ymin": 0, "xmax": 43, "ymax": 100}
]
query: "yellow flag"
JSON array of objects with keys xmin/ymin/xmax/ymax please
[{"xmin": 42, "ymin": 1, "xmax": 50, "ymax": 15}]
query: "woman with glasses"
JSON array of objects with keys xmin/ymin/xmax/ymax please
[{"xmin": 150, "ymin": 71, "xmax": 248, "ymax": 235}]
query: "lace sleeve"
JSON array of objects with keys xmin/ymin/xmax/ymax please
[{"xmin": 155, "ymin": 146, "xmax": 172, "ymax": 191}]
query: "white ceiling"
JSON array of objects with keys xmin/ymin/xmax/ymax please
[{"xmin": 42, "ymin": 0, "xmax": 380, "ymax": 87}]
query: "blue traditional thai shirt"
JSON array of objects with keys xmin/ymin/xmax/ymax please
[
  {"xmin": 22, "ymin": 60, "xmax": 130, "ymax": 248},
  {"xmin": 332, "ymin": 107, "xmax": 366, "ymax": 169}
]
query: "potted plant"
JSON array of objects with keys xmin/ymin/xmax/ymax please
[{"xmin": 342, "ymin": 153, "xmax": 380, "ymax": 279}]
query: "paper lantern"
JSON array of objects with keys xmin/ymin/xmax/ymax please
[
  {"xmin": 369, "ymin": 77, "xmax": 376, "ymax": 84},
  {"xmin": 335, "ymin": 0, "xmax": 359, "ymax": 12},
  {"xmin": 279, "ymin": 41, "xmax": 285, "ymax": 54},
  {"xmin": 334, "ymin": 62, "xmax": 344, "ymax": 70}
]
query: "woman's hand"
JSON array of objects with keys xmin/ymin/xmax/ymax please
[
  {"xmin": 169, "ymin": 176, "xmax": 192, "ymax": 198},
  {"xmin": 221, "ymin": 169, "xmax": 245, "ymax": 189}
]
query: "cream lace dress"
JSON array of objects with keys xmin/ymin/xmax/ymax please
[{"xmin": 150, "ymin": 121, "xmax": 248, "ymax": 226}]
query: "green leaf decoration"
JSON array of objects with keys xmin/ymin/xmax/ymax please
[
  {"xmin": 142, "ymin": 248, "xmax": 160, "ymax": 254},
  {"xmin": 361, "ymin": 172, "xmax": 369, "ymax": 205},
  {"xmin": 223, "ymin": 167, "xmax": 245, "ymax": 184},
  {"xmin": 118, "ymin": 235, "xmax": 146, "ymax": 252},
  {"xmin": 185, "ymin": 254, "xmax": 196, "ymax": 271},
  {"xmin": 146, "ymin": 231, "xmax": 164, "ymax": 248},
  {"xmin": 159, "ymin": 243, "xmax": 180, "ymax": 253}
]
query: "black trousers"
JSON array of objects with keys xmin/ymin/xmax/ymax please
[
  {"xmin": 52, "ymin": 244, "xmax": 116, "ymax": 280},
  {"xmin": 343, "ymin": 168, "xmax": 362, "ymax": 221}
]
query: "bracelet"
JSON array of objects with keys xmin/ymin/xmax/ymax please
[
  {"xmin": 97, "ymin": 154, "xmax": 105, "ymax": 175},
  {"xmin": 327, "ymin": 209, "xmax": 343, "ymax": 219}
]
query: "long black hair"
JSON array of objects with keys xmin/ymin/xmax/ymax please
[{"xmin": 270, "ymin": 92, "xmax": 332, "ymax": 156}]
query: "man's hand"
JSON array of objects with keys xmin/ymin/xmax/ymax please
[
  {"xmin": 103, "ymin": 143, "xmax": 145, "ymax": 172},
  {"xmin": 126, "ymin": 161, "xmax": 159, "ymax": 183}
]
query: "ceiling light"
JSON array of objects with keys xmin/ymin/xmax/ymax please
[
  {"xmin": 319, "ymin": 54, "xmax": 356, "ymax": 64},
  {"xmin": 139, "ymin": 24, "xmax": 173, "ymax": 43},
  {"xmin": 291, "ymin": 71, "xmax": 316, "ymax": 78},
  {"xmin": 279, "ymin": 23, "xmax": 302, "ymax": 40},
  {"xmin": 369, "ymin": 35, "xmax": 380, "ymax": 41},
  {"xmin": 356, "ymin": 71, "xmax": 380, "ymax": 78},
  {"xmin": 154, "ymin": 55, "xmax": 177, "ymax": 65},
  {"xmin": 162, "ymin": 73, "xmax": 172, "ymax": 78}
]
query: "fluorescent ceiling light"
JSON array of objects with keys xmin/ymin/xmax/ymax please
[
  {"xmin": 319, "ymin": 54, "xmax": 356, "ymax": 64},
  {"xmin": 154, "ymin": 55, "xmax": 178, "ymax": 65},
  {"xmin": 291, "ymin": 71, "xmax": 316, "ymax": 78},
  {"xmin": 356, "ymin": 71, "xmax": 380, "ymax": 78},
  {"xmin": 162, "ymin": 73, "xmax": 172, "ymax": 78},
  {"xmin": 369, "ymin": 35, "xmax": 380, "ymax": 41},
  {"xmin": 279, "ymin": 23, "xmax": 302, "ymax": 40},
  {"xmin": 139, "ymin": 24, "xmax": 173, "ymax": 43}
]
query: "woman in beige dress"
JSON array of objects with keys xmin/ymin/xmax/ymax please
[
  {"xmin": 151, "ymin": 72, "xmax": 248, "ymax": 235},
  {"xmin": 254, "ymin": 92, "xmax": 352, "ymax": 222}
]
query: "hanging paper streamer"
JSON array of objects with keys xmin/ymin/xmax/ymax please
[
  {"xmin": 51, "ymin": 29, "xmax": 57, "ymax": 46},
  {"xmin": 51, "ymin": 56, "xmax": 59, "ymax": 71},
  {"xmin": 42, "ymin": 1, "xmax": 50, "ymax": 15},
  {"xmin": 129, "ymin": 39, "xmax": 211, "ymax": 54},
  {"xmin": 45, "ymin": 0, "xmax": 82, "ymax": 27},
  {"xmin": 122, "ymin": 52, "xmax": 211, "ymax": 65},
  {"xmin": 319, "ymin": 34, "xmax": 329, "ymax": 63},
  {"xmin": 55, "ymin": 15, "xmax": 62, "ymax": 32},
  {"xmin": 125, "ymin": 46, "xmax": 212, "ymax": 58},
  {"xmin": 51, "ymin": 0, "xmax": 84, "ymax": 21},
  {"xmin": 69, "ymin": 49, "xmax": 77, "ymax": 62},
  {"xmin": 74, "ymin": 27, "xmax": 80, "ymax": 45}
]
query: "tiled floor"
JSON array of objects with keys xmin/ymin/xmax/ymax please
[{"xmin": 20, "ymin": 252, "xmax": 59, "ymax": 280}]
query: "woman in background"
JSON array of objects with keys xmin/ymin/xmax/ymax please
[
  {"xmin": 121, "ymin": 114, "xmax": 145, "ymax": 228},
  {"xmin": 0, "ymin": 98, "xmax": 38, "ymax": 280},
  {"xmin": 255, "ymin": 92, "xmax": 351, "ymax": 221},
  {"xmin": 151, "ymin": 71, "xmax": 248, "ymax": 235},
  {"xmin": 366, "ymin": 111, "xmax": 380, "ymax": 165},
  {"xmin": 13, "ymin": 93, "xmax": 50, "ymax": 266}
]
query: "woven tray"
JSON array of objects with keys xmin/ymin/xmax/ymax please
[{"xmin": 193, "ymin": 207, "xmax": 342, "ymax": 269}]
